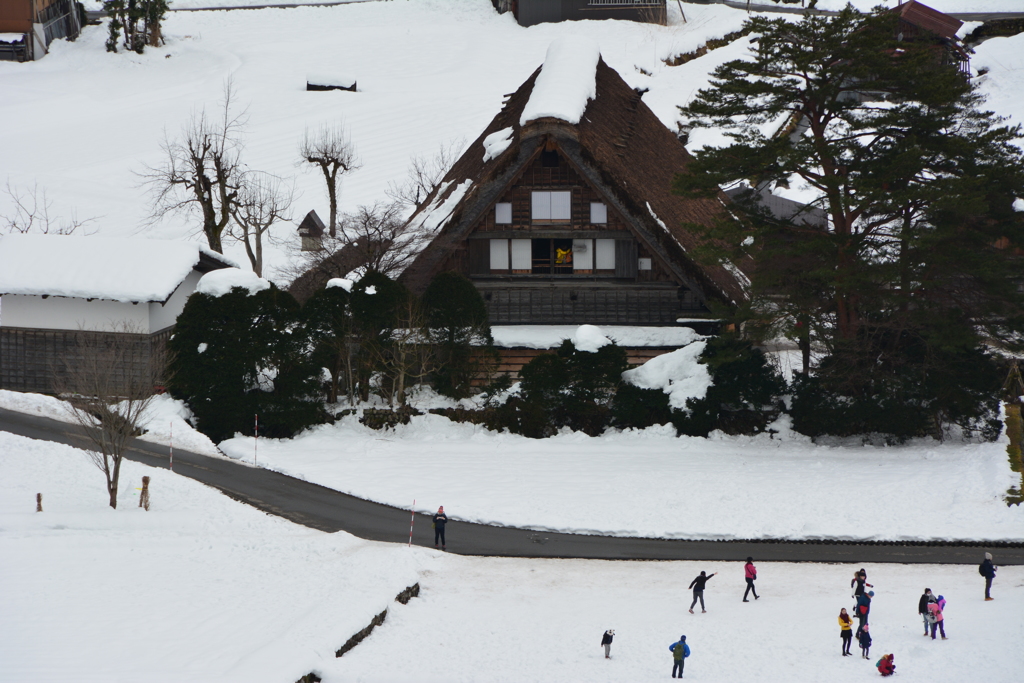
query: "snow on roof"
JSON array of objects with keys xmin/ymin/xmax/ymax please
[
  {"xmin": 491, "ymin": 325, "xmax": 703, "ymax": 350},
  {"xmin": 306, "ymin": 73, "xmax": 356, "ymax": 89},
  {"xmin": 482, "ymin": 127, "xmax": 513, "ymax": 162},
  {"xmin": 571, "ymin": 324, "xmax": 611, "ymax": 353},
  {"xmin": 0, "ymin": 33, "xmax": 26, "ymax": 43},
  {"xmin": 520, "ymin": 36, "xmax": 601, "ymax": 127},
  {"xmin": 195, "ymin": 268, "xmax": 271, "ymax": 298},
  {"xmin": 0, "ymin": 234, "xmax": 234, "ymax": 303}
]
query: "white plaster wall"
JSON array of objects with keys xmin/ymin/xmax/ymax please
[
  {"xmin": 0, "ymin": 295, "xmax": 149, "ymax": 332},
  {"xmin": 149, "ymin": 270, "xmax": 202, "ymax": 333}
]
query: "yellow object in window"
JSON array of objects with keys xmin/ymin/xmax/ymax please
[{"xmin": 555, "ymin": 247, "xmax": 573, "ymax": 265}]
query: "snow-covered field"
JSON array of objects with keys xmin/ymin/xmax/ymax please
[
  {"xmin": 1, "ymin": 430, "xmax": 1021, "ymax": 683},
  {"xmin": 4, "ymin": 1, "xmax": 1020, "ymax": 281}
]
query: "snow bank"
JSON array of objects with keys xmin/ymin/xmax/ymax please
[
  {"xmin": 491, "ymin": 325, "xmax": 702, "ymax": 349},
  {"xmin": 0, "ymin": 234, "xmax": 231, "ymax": 302},
  {"xmin": 482, "ymin": 126, "xmax": 514, "ymax": 162},
  {"xmin": 195, "ymin": 267, "xmax": 271, "ymax": 297},
  {"xmin": 0, "ymin": 430, "xmax": 426, "ymax": 683},
  {"xmin": 622, "ymin": 341, "xmax": 711, "ymax": 409},
  {"xmin": 306, "ymin": 72, "xmax": 356, "ymax": 89},
  {"xmin": 520, "ymin": 36, "xmax": 601, "ymax": 126}
]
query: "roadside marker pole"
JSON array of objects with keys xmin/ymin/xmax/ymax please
[
  {"xmin": 254, "ymin": 414, "xmax": 259, "ymax": 466},
  {"xmin": 408, "ymin": 499, "xmax": 416, "ymax": 547},
  {"xmin": 169, "ymin": 421, "xmax": 174, "ymax": 472}
]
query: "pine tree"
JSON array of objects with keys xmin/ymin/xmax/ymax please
[
  {"xmin": 422, "ymin": 271, "xmax": 495, "ymax": 399},
  {"xmin": 675, "ymin": 7, "xmax": 1024, "ymax": 438}
]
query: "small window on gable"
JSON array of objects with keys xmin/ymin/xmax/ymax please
[
  {"xmin": 595, "ymin": 239, "xmax": 616, "ymax": 270},
  {"xmin": 495, "ymin": 202, "xmax": 512, "ymax": 224},
  {"xmin": 590, "ymin": 202, "xmax": 607, "ymax": 224},
  {"xmin": 531, "ymin": 191, "xmax": 571, "ymax": 221},
  {"xmin": 541, "ymin": 149, "xmax": 559, "ymax": 167}
]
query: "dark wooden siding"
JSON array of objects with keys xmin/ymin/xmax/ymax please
[
  {"xmin": 0, "ymin": 327, "xmax": 171, "ymax": 395},
  {"xmin": 477, "ymin": 284, "xmax": 704, "ymax": 325}
]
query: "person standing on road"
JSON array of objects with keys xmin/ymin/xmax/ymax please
[
  {"xmin": 918, "ymin": 588, "xmax": 936, "ymax": 635},
  {"xmin": 600, "ymin": 629, "xmax": 614, "ymax": 659},
  {"xmin": 980, "ymin": 552, "xmax": 997, "ymax": 600},
  {"xmin": 857, "ymin": 623, "xmax": 872, "ymax": 659},
  {"xmin": 743, "ymin": 557, "xmax": 759, "ymax": 602},
  {"xmin": 689, "ymin": 571, "xmax": 716, "ymax": 614},
  {"xmin": 433, "ymin": 506, "xmax": 448, "ymax": 550},
  {"xmin": 670, "ymin": 635, "xmax": 690, "ymax": 677},
  {"xmin": 928, "ymin": 597, "xmax": 947, "ymax": 640},
  {"xmin": 839, "ymin": 608, "xmax": 853, "ymax": 656}
]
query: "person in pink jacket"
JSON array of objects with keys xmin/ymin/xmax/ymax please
[
  {"xmin": 928, "ymin": 597, "xmax": 947, "ymax": 640},
  {"xmin": 743, "ymin": 557, "xmax": 760, "ymax": 601}
]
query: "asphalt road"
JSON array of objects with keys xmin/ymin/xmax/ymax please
[{"xmin": 2, "ymin": 406, "xmax": 1021, "ymax": 565}]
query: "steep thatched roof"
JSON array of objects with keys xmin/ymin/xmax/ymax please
[{"xmin": 399, "ymin": 54, "xmax": 751, "ymax": 307}]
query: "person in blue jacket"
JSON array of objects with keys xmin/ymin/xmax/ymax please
[{"xmin": 670, "ymin": 635, "xmax": 690, "ymax": 678}]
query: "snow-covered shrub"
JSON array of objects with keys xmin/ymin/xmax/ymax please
[
  {"xmin": 672, "ymin": 336, "xmax": 786, "ymax": 438},
  {"xmin": 610, "ymin": 384, "xmax": 672, "ymax": 430},
  {"xmin": 167, "ymin": 283, "xmax": 325, "ymax": 442}
]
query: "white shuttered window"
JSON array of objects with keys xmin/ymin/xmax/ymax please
[
  {"xmin": 511, "ymin": 239, "xmax": 531, "ymax": 270},
  {"xmin": 531, "ymin": 191, "xmax": 571, "ymax": 221},
  {"xmin": 489, "ymin": 239, "xmax": 509, "ymax": 270},
  {"xmin": 590, "ymin": 202, "xmax": 607, "ymax": 224},
  {"xmin": 495, "ymin": 202, "xmax": 512, "ymax": 224},
  {"xmin": 573, "ymin": 239, "xmax": 593, "ymax": 270},
  {"xmin": 596, "ymin": 239, "xmax": 616, "ymax": 269}
]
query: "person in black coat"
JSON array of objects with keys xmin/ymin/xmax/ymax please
[
  {"xmin": 688, "ymin": 571, "xmax": 717, "ymax": 613},
  {"xmin": 980, "ymin": 552, "xmax": 997, "ymax": 600},
  {"xmin": 433, "ymin": 506, "xmax": 448, "ymax": 550},
  {"xmin": 600, "ymin": 629, "xmax": 614, "ymax": 659},
  {"xmin": 918, "ymin": 588, "xmax": 936, "ymax": 635}
]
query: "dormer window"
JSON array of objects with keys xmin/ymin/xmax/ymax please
[{"xmin": 532, "ymin": 191, "xmax": 571, "ymax": 222}]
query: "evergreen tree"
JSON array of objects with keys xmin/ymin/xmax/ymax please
[
  {"xmin": 302, "ymin": 284, "xmax": 353, "ymax": 404},
  {"xmin": 167, "ymin": 282, "xmax": 324, "ymax": 442},
  {"xmin": 349, "ymin": 271, "xmax": 414, "ymax": 403},
  {"xmin": 422, "ymin": 271, "xmax": 495, "ymax": 399},
  {"xmin": 103, "ymin": 0, "xmax": 167, "ymax": 53},
  {"xmin": 675, "ymin": 7, "xmax": 1024, "ymax": 438}
]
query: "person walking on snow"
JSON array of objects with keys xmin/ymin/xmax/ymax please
[
  {"xmin": 857, "ymin": 623, "xmax": 872, "ymax": 659},
  {"xmin": 918, "ymin": 588, "xmax": 936, "ymax": 635},
  {"xmin": 689, "ymin": 571, "xmax": 716, "ymax": 613},
  {"xmin": 855, "ymin": 591, "xmax": 874, "ymax": 630},
  {"xmin": 600, "ymin": 629, "xmax": 614, "ymax": 659},
  {"xmin": 432, "ymin": 506, "xmax": 448, "ymax": 550},
  {"xmin": 980, "ymin": 552, "xmax": 997, "ymax": 600},
  {"xmin": 852, "ymin": 568, "xmax": 873, "ymax": 600},
  {"xmin": 839, "ymin": 608, "xmax": 854, "ymax": 656},
  {"xmin": 669, "ymin": 635, "xmax": 690, "ymax": 678},
  {"xmin": 743, "ymin": 557, "xmax": 759, "ymax": 602},
  {"xmin": 928, "ymin": 597, "xmax": 947, "ymax": 640}
]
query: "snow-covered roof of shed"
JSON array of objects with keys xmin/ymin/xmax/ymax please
[
  {"xmin": 0, "ymin": 234, "xmax": 236, "ymax": 302},
  {"xmin": 520, "ymin": 36, "xmax": 600, "ymax": 126}
]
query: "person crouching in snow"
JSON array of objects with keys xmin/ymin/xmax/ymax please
[
  {"xmin": 743, "ymin": 557, "xmax": 759, "ymax": 601},
  {"xmin": 876, "ymin": 653, "xmax": 895, "ymax": 676},
  {"xmin": 858, "ymin": 623, "xmax": 872, "ymax": 659},
  {"xmin": 669, "ymin": 635, "xmax": 690, "ymax": 678},
  {"xmin": 601, "ymin": 629, "xmax": 614, "ymax": 659}
]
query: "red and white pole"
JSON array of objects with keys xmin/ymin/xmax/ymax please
[
  {"xmin": 169, "ymin": 421, "xmax": 174, "ymax": 472},
  {"xmin": 408, "ymin": 499, "xmax": 416, "ymax": 547},
  {"xmin": 254, "ymin": 414, "xmax": 258, "ymax": 466}
]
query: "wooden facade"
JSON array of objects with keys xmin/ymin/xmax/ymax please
[
  {"xmin": 400, "ymin": 56, "xmax": 751, "ymax": 329},
  {"xmin": 508, "ymin": 0, "xmax": 667, "ymax": 28},
  {"xmin": 0, "ymin": 0, "xmax": 81, "ymax": 61}
]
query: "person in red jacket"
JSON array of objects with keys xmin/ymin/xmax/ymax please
[
  {"xmin": 876, "ymin": 653, "xmax": 895, "ymax": 676},
  {"xmin": 743, "ymin": 557, "xmax": 760, "ymax": 601}
]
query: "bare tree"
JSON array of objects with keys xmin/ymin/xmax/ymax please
[
  {"xmin": 298, "ymin": 124, "xmax": 360, "ymax": 238},
  {"xmin": 2, "ymin": 180, "xmax": 96, "ymax": 235},
  {"xmin": 230, "ymin": 171, "xmax": 293, "ymax": 277},
  {"xmin": 339, "ymin": 201, "xmax": 428, "ymax": 277},
  {"xmin": 386, "ymin": 139, "xmax": 464, "ymax": 209},
  {"xmin": 143, "ymin": 83, "xmax": 247, "ymax": 253},
  {"xmin": 54, "ymin": 323, "xmax": 164, "ymax": 509}
]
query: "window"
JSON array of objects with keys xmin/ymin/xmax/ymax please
[
  {"xmin": 639, "ymin": 258, "xmax": 652, "ymax": 271},
  {"xmin": 489, "ymin": 239, "xmax": 508, "ymax": 270},
  {"xmin": 532, "ymin": 191, "xmax": 571, "ymax": 221},
  {"xmin": 511, "ymin": 239, "xmax": 531, "ymax": 271},
  {"xmin": 541, "ymin": 149, "xmax": 560, "ymax": 167},
  {"xmin": 495, "ymin": 202, "xmax": 512, "ymax": 224},
  {"xmin": 590, "ymin": 202, "xmax": 607, "ymax": 224},
  {"xmin": 573, "ymin": 239, "xmax": 593, "ymax": 271},
  {"xmin": 530, "ymin": 238, "xmax": 574, "ymax": 274},
  {"xmin": 595, "ymin": 239, "xmax": 615, "ymax": 270}
]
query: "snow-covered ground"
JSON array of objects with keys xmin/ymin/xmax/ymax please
[
  {"xmin": 218, "ymin": 411, "xmax": 1024, "ymax": 543},
  {"xmin": 6, "ymin": 1, "xmax": 1018, "ymax": 282},
  {"xmin": 2, "ymin": 429, "xmax": 1021, "ymax": 683}
]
